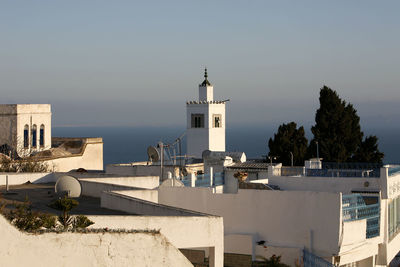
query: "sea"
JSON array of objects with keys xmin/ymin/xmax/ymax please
[{"xmin": 52, "ymin": 126, "xmax": 400, "ymax": 166}]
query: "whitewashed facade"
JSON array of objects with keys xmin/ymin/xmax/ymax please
[
  {"xmin": 0, "ymin": 104, "xmax": 52, "ymax": 156},
  {"xmin": 186, "ymin": 69, "xmax": 226, "ymax": 158}
]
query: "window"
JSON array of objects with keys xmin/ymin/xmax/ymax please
[
  {"xmin": 40, "ymin": 125, "xmax": 45, "ymax": 147},
  {"xmin": 389, "ymin": 196, "xmax": 400, "ymax": 239},
  {"xmin": 213, "ymin": 114, "xmax": 222, "ymax": 128},
  {"xmin": 24, "ymin": 125, "xmax": 29, "ymax": 148},
  {"xmin": 191, "ymin": 114, "xmax": 204, "ymax": 128},
  {"xmin": 31, "ymin": 125, "xmax": 37, "ymax": 148}
]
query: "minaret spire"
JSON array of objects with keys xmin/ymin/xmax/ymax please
[{"xmin": 201, "ymin": 67, "xmax": 211, "ymax": 86}]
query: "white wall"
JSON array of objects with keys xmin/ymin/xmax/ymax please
[
  {"xmin": 47, "ymin": 140, "xmax": 103, "ymax": 172},
  {"xmin": 106, "ymin": 164, "xmax": 176, "ymax": 180},
  {"xmin": 80, "ymin": 180, "xmax": 139, "ymax": 198},
  {"xmin": 0, "ymin": 215, "xmax": 192, "ymax": 267},
  {"xmin": 224, "ymin": 234, "xmax": 253, "ymax": 255},
  {"xmin": 0, "ymin": 104, "xmax": 51, "ymax": 155},
  {"xmin": 0, "ymin": 107, "xmax": 17, "ymax": 150},
  {"xmin": 0, "ymin": 172, "xmax": 57, "ymax": 185},
  {"xmin": 16, "ymin": 104, "xmax": 52, "ymax": 153},
  {"xmin": 187, "ymin": 103, "xmax": 210, "ymax": 158},
  {"xmin": 267, "ymin": 175, "xmax": 381, "ymax": 194},
  {"xmin": 88, "ymin": 214, "xmax": 224, "ymax": 267},
  {"xmin": 79, "ymin": 176, "xmax": 159, "ymax": 189},
  {"xmin": 186, "ymin": 102, "xmax": 226, "ymax": 158},
  {"xmin": 208, "ymin": 103, "xmax": 225, "ymax": 153},
  {"xmin": 158, "ymin": 187, "xmax": 342, "ymax": 258},
  {"xmin": 117, "ymin": 189, "xmax": 158, "ymax": 202},
  {"xmin": 199, "ymin": 84, "xmax": 213, "ymax": 101}
]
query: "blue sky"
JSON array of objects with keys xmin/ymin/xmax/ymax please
[{"xmin": 1, "ymin": 1, "xmax": 399, "ymax": 129}]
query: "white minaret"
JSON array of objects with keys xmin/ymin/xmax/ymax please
[{"xmin": 186, "ymin": 68, "xmax": 226, "ymax": 159}]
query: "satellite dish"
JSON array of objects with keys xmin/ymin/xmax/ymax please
[
  {"xmin": 147, "ymin": 146, "xmax": 160, "ymax": 162},
  {"xmin": 55, "ymin": 175, "xmax": 82, "ymax": 198},
  {"xmin": 159, "ymin": 178, "xmax": 184, "ymax": 188}
]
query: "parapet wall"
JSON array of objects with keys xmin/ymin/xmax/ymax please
[
  {"xmin": 0, "ymin": 172, "xmax": 57, "ymax": 186},
  {"xmin": 0, "ymin": 215, "xmax": 192, "ymax": 267}
]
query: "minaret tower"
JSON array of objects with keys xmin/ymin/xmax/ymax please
[{"xmin": 186, "ymin": 68, "xmax": 226, "ymax": 158}]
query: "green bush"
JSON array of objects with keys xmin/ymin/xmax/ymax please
[
  {"xmin": 72, "ymin": 215, "xmax": 94, "ymax": 228},
  {"xmin": 39, "ymin": 213, "xmax": 57, "ymax": 229},
  {"xmin": 49, "ymin": 196, "xmax": 79, "ymax": 228},
  {"xmin": 6, "ymin": 200, "xmax": 56, "ymax": 231}
]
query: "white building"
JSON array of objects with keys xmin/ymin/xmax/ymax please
[
  {"xmin": 0, "ymin": 104, "xmax": 52, "ymax": 156},
  {"xmin": 186, "ymin": 69, "xmax": 226, "ymax": 159},
  {"xmin": 0, "ymin": 104, "xmax": 103, "ymax": 172},
  {"xmin": 114, "ymin": 160, "xmax": 400, "ymax": 267}
]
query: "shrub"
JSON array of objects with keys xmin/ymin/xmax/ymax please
[
  {"xmin": 6, "ymin": 200, "xmax": 56, "ymax": 231},
  {"xmin": 49, "ymin": 196, "xmax": 79, "ymax": 229},
  {"xmin": 72, "ymin": 215, "xmax": 94, "ymax": 229}
]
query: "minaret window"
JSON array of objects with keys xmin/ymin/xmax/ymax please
[
  {"xmin": 24, "ymin": 125, "xmax": 29, "ymax": 148},
  {"xmin": 213, "ymin": 114, "xmax": 222, "ymax": 128},
  {"xmin": 40, "ymin": 124, "xmax": 45, "ymax": 147},
  {"xmin": 31, "ymin": 125, "xmax": 37, "ymax": 148},
  {"xmin": 191, "ymin": 114, "xmax": 204, "ymax": 128}
]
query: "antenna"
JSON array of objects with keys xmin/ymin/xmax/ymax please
[{"xmin": 147, "ymin": 146, "xmax": 160, "ymax": 162}]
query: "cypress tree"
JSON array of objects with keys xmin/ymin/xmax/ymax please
[
  {"xmin": 268, "ymin": 122, "xmax": 308, "ymax": 166},
  {"xmin": 310, "ymin": 85, "xmax": 383, "ymax": 163}
]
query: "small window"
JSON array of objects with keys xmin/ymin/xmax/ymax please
[
  {"xmin": 31, "ymin": 125, "xmax": 37, "ymax": 148},
  {"xmin": 40, "ymin": 125, "xmax": 45, "ymax": 147},
  {"xmin": 213, "ymin": 114, "xmax": 222, "ymax": 128},
  {"xmin": 24, "ymin": 125, "xmax": 29, "ymax": 148},
  {"xmin": 191, "ymin": 114, "xmax": 204, "ymax": 128}
]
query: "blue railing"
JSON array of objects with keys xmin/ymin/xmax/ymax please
[
  {"xmin": 342, "ymin": 194, "xmax": 380, "ymax": 238},
  {"xmin": 366, "ymin": 217, "xmax": 380, "ymax": 239},
  {"xmin": 306, "ymin": 168, "xmax": 380, "ymax": 178},
  {"xmin": 214, "ymin": 172, "xmax": 225, "ymax": 186},
  {"xmin": 303, "ymin": 249, "xmax": 336, "ymax": 267},
  {"xmin": 388, "ymin": 165, "xmax": 400, "ymax": 176},
  {"xmin": 180, "ymin": 172, "xmax": 225, "ymax": 187},
  {"xmin": 181, "ymin": 179, "xmax": 190, "ymax": 187},
  {"xmin": 195, "ymin": 173, "xmax": 211, "ymax": 187}
]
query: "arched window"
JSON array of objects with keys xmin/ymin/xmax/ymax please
[
  {"xmin": 31, "ymin": 125, "xmax": 37, "ymax": 148},
  {"xmin": 40, "ymin": 125, "xmax": 45, "ymax": 147},
  {"xmin": 24, "ymin": 125, "xmax": 29, "ymax": 148}
]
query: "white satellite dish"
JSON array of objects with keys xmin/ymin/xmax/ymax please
[
  {"xmin": 159, "ymin": 178, "xmax": 184, "ymax": 188},
  {"xmin": 147, "ymin": 146, "xmax": 160, "ymax": 162},
  {"xmin": 55, "ymin": 175, "xmax": 82, "ymax": 198}
]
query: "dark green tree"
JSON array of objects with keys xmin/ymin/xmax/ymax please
[
  {"xmin": 268, "ymin": 122, "xmax": 308, "ymax": 166},
  {"xmin": 310, "ymin": 86, "xmax": 363, "ymax": 162},
  {"xmin": 309, "ymin": 86, "xmax": 384, "ymax": 163},
  {"xmin": 352, "ymin": 135, "xmax": 384, "ymax": 163}
]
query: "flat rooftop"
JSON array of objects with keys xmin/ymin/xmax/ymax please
[{"xmin": 0, "ymin": 183, "xmax": 129, "ymax": 216}]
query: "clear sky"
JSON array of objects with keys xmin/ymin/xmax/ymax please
[{"xmin": 1, "ymin": 1, "xmax": 399, "ymax": 129}]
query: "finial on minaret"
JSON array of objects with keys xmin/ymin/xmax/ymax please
[{"xmin": 201, "ymin": 67, "xmax": 211, "ymax": 86}]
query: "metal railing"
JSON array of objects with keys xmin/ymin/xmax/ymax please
[
  {"xmin": 213, "ymin": 172, "xmax": 225, "ymax": 186},
  {"xmin": 306, "ymin": 168, "xmax": 380, "ymax": 178},
  {"xmin": 388, "ymin": 165, "xmax": 400, "ymax": 176},
  {"xmin": 366, "ymin": 217, "xmax": 380, "ymax": 239},
  {"xmin": 180, "ymin": 172, "xmax": 225, "ymax": 188},
  {"xmin": 303, "ymin": 249, "xmax": 336, "ymax": 267},
  {"xmin": 280, "ymin": 167, "xmax": 305, "ymax": 176},
  {"xmin": 342, "ymin": 194, "xmax": 380, "ymax": 239}
]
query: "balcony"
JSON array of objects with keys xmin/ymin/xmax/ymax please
[{"xmin": 342, "ymin": 194, "xmax": 380, "ymax": 239}]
